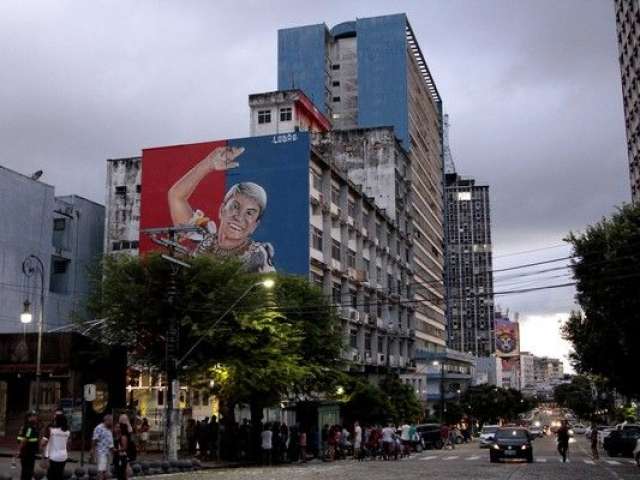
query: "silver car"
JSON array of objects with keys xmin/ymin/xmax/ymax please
[{"xmin": 480, "ymin": 425, "xmax": 500, "ymax": 448}]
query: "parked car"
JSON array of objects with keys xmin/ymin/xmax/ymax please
[
  {"xmin": 479, "ymin": 425, "xmax": 500, "ymax": 448},
  {"xmin": 416, "ymin": 423, "xmax": 444, "ymax": 450},
  {"xmin": 599, "ymin": 427, "xmax": 617, "ymax": 446},
  {"xmin": 572, "ymin": 424, "xmax": 587, "ymax": 435},
  {"xmin": 528, "ymin": 426, "xmax": 542, "ymax": 438},
  {"xmin": 603, "ymin": 426, "xmax": 640, "ymax": 457},
  {"xmin": 489, "ymin": 427, "xmax": 534, "ymax": 463}
]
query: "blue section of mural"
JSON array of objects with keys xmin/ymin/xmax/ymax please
[
  {"xmin": 278, "ymin": 24, "xmax": 328, "ymax": 116},
  {"xmin": 227, "ymin": 133, "xmax": 310, "ymax": 276},
  {"xmin": 356, "ymin": 14, "xmax": 409, "ymax": 148}
]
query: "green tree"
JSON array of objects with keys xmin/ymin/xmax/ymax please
[
  {"xmin": 462, "ymin": 384, "xmax": 532, "ymax": 425},
  {"xmin": 87, "ymin": 254, "xmax": 344, "ymax": 427},
  {"xmin": 553, "ymin": 376, "xmax": 596, "ymax": 420},
  {"xmin": 563, "ymin": 204, "xmax": 640, "ymax": 397},
  {"xmin": 380, "ymin": 375, "xmax": 423, "ymax": 424}
]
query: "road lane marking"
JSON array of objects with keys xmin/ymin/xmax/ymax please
[
  {"xmin": 466, "ymin": 455, "xmax": 481, "ymax": 461},
  {"xmin": 420, "ymin": 456, "xmax": 438, "ymax": 461},
  {"xmin": 584, "ymin": 460, "xmax": 595, "ymax": 465},
  {"xmin": 605, "ymin": 460, "xmax": 620, "ymax": 465},
  {"xmin": 443, "ymin": 456, "xmax": 459, "ymax": 460},
  {"xmin": 536, "ymin": 458, "xmax": 547, "ymax": 462}
]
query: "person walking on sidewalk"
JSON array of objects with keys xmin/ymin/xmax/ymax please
[
  {"xmin": 557, "ymin": 420, "xmax": 570, "ymax": 463},
  {"xmin": 92, "ymin": 414, "xmax": 114, "ymax": 480},
  {"xmin": 261, "ymin": 423, "xmax": 273, "ymax": 465},
  {"xmin": 590, "ymin": 422, "xmax": 599, "ymax": 460},
  {"xmin": 41, "ymin": 413, "xmax": 70, "ymax": 480},
  {"xmin": 16, "ymin": 411, "xmax": 40, "ymax": 480}
]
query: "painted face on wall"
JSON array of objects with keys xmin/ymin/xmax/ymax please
[{"xmin": 218, "ymin": 193, "xmax": 261, "ymax": 241}]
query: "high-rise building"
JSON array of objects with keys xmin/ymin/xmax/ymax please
[
  {"xmin": 444, "ymin": 173, "xmax": 494, "ymax": 356},
  {"xmin": 278, "ymin": 14, "xmax": 446, "ymax": 353},
  {"xmin": 614, "ymin": 0, "xmax": 640, "ymax": 202}
]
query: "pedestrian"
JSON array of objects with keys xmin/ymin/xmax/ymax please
[
  {"xmin": 261, "ymin": 423, "xmax": 273, "ymax": 465},
  {"xmin": 557, "ymin": 419, "xmax": 570, "ymax": 463},
  {"xmin": 440, "ymin": 423, "xmax": 450, "ymax": 449},
  {"xmin": 92, "ymin": 414, "xmax": 114, "ymax": 480},
  {"xmin": 138, "ymin": 418, "xmax": 149, "ymax": 455},
  {"xmin": 381, "ymin": 423, "xmax": 395, "ymax": 460},
  {"xmin": 353, "ymin": 421, "xmax": 362, "ymax": 459},
  {"xmin": 197, "ymin": 417, "xmax": 209, "ymax": 459},
  {"xmin": 16, "ymin": 411, "xmax": 40, "ymax": 480},
  {"xmin": 448, "ymin": 424, "xmax": 457, "ymax": 450},
  {"xmin": 299, "ymin": 428, "xmax": 308, "ymax": 462},
  {"xmin": 42, "ymin": 412, "xmax": 70, "ymax": 480},
  {"xmin": 590, "ymin": 422, "xmax": 599, "ymax": 460},
  {"xmin": 113, "ymin": 423, "xmax": 130, "ymax": 480},
  {"xmin": 208, "ymin": 415, "xmax": 219, "ymax": 461},
  {"xmin": 400, "ymin": 422, "xmax": 411, "ymax": 456},
  {"xmin": 321, "ymin": 424, "xmax": 329, "ymax": 458}
]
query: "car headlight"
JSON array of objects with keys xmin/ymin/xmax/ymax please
[
  {"xmin": 569, "ymin": 430, "xmax": 574, "ymax": 436},
  {"xmin": 492, "ymin": 444, "xmax": 500, "ymax": 450},
  {"xmin": 521, "ymin": 445, "xmax": 529, "ymax": 450},
  {"xmin": 534, "ymin": 421, "xmax": 541, "ymax": 427}
]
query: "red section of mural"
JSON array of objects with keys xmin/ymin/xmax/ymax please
[{"xmin": 139, "ymin": 140, "xmax": 227, "ymax": 253}]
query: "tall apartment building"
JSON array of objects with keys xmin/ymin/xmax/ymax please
[
  {"xmin": 105, "ymin": 90, "xmax": 421, "ymax": 392},
  {"xmin": 614, "ymin": 0, "xmax": 640, "ymax": 202},
  {"xmin": 278, "ymin": 14, "xmax": 446, "ymax": 353},
  {"xmin": 533, "ymin": 356, "xmax": 564, "ymax": 385},
  {"xmin": 444, "ymin": 173, "xmax": 494, "ymax": 356}
]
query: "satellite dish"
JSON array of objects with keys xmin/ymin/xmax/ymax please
[{"xmin": 30, "ymin": 170, "xmax": 43, "ymax": 181}]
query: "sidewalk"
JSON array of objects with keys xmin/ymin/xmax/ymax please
[{"xmin": 0, "ymin": 447, "xmax": 250, "ymax": 478}]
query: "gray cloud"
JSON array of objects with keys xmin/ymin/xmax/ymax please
[{"xmin": 0, "ymin": 0, "xmax": 630, "ymax": 358}]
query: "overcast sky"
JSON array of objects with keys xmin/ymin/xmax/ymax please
[{"xmin": 0, "ymin": 0, "xmax": 630, "ymax": 369}]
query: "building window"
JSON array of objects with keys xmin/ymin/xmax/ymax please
[
  {"xmin": 332, "ymin": 81, "xmax": 340, "ymax": 87},
  {"xmin": 53, "ymin": 218, "xmax": 66, "ymax": 231},
  {"xmin": 131, "ymin": 240, "xmax": 139, "ymax": 249},
  {"xmin": 136, "ymin": 185, "xmax": 141, "ymax": 193},
  {"xmin": 331, "ymin": 239, "xmax": 341, "ymax": 261},
  {"xmin": 350, "ymin": 289, "xmax": 358, "ymax": 307},
  {"xmin": 312, "ymin": 227, "xmax": 323, "ymax": 251},
  {"xmin": 457, "ymin": 191, "xmax": 471, "ymax": 201},
  {"xmin": 350, "ymin": 328, "xmax": 358, "ymax": 348},
  {"xmin": 112, "ymin": 242, "xmax": 121, "ymax": 251},
  {"xmin": 257, "ymin": 110, "xmax": 271, "ymax": 124},
  {"xmin": 115, "ymin": 186, "xmax": 127, "ymax": 195},
  {"xmin": 333, "ymin": 283, "xmax": 342, "ymax": 304},
  {"xmin": 157, "ymin": 390, "xmax": 164, "ymax": 406},
  {"xmin": 347, "ymin": 199, "xmax": 357, "ymax": 218},
  {"xmin": 364, "ymin": 332, "xmax": 372, "ymax": 352},
  {"xmin": 311, "ymin": 272, "xmax": 323, "ymax": 289},
  {"xmin": 332, "ymin": 96, "xmax": 341, "ymax": 102},
  {"xmin": 311, "ymin": 170, "xmax": 322, "ymax": 191},
  {"xmin": 377, "ymin": 336, "xmax": 384, "ymax": 352},
  {"xmin": 331, "ymin": 64, "xmax": 340, "ymax": 70},
  {"xmin": 279, "ymin": 107, "xmax": 292, "ymax": 122},
  {"xmin": 347, "ymin": 249, "xmax": 356, "ymax": 268},
  {"xmin": 331, "ymin": 185, "xmax": 340, "ymax": 205}
]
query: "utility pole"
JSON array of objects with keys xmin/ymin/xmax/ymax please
[{"xmin": 142, "ymin": 227, "xmax": 195, "ymax": 461}]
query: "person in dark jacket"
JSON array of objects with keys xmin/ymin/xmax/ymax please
[
  {"xmin": 16, "ymin": 411, "xmax": 40, "ymax": 480},
  {"xmin": 557, "ymin": 420, "xmax": 570, "ymax": 463}
]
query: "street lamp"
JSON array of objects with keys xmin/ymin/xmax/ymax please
[
  {"xmin": 20, "ymin": 301, "xmax": 33, "ymax": 324},
  {"xmin": 20, "ymin": 255, "xmax": 45, "ymax": 413}
]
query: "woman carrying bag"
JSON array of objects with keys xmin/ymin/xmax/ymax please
[{"xmin": 42, "ymin": 413, "xmax": 70, "ymax": 480}]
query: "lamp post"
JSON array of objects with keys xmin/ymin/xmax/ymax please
[
  {"xmin": 21, "ymin": 255, "xmax": 45, "ymax": 412},
  {"xmin": 432, "ymin": 360, "xmax": 446, "ymax": 424}
]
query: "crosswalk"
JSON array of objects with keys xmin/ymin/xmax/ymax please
[{"xmin": 413, "ymin": 453, "xmax": 638, "ymax": 467}]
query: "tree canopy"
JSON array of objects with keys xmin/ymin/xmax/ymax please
[
  {"xmin": 87, "ymin": 253, "xmax": 345, "ymax": 417},
  {"xmin": 563, "ymin": 204, "xmax": 640, "ymax": 397},
  {"xmin": 461, "ymin": 384, "xmax": 533, "ymax": 425},
  {"xmin": 553, "ymin": 376, "xmax": 596, "ymax": 420}
]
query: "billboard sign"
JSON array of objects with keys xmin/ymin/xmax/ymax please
[
  {"xmin": 495, "ymin": 317, "xmax": 520, "ymax": 357},
  {"xmin": 139, "ymin": 133, "xmax": 310, "ymax": 275}
]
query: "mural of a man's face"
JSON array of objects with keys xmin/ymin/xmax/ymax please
[{"xmin": 218, "ymin": 193, "xmax": 261, "ymax": 241}]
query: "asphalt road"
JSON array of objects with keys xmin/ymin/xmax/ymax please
[{"xmin": 172, "ymin": 435, "xmax": 640, "ymax": 480}]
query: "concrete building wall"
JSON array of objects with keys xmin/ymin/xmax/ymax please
[
  {"xmin": 105, "ymin": 157, "xmax": 141, "ymax": 254},
  {"xmin": 0, "ymin": 165, "xmax": 104, "ymax": 333},
  {"xmin": 614, "ymin": 0, "xmax": 640, "ymax": 202}
]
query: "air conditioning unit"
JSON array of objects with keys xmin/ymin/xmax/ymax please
[
  {"xmin": 352, "ymin": 351, "xmax": 361, "ymax": 362},
  {"xmin": 355, "ymin": 270, "xmax": 369, "ymax": 283},
  {"xmin": 384, "ymin": 246, "xmax": 390, "ymax": 255},
  {"xmin": 339, "ymin": 308, "xmax": 350, "ymax": 319},
  {"xmin": 365, "ymin": 352, "xmax": 373, "ymax": 364},
  {"xmin": 349, "ymin": 309, "xmax": 360, "ymax": 323},
  {"xmin": 362, "ymin": 313, "xmax": 371, "ymax": 325}
]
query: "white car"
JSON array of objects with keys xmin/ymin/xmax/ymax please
[
  {"xmin": 479, "ymin": 425, "xmax": 500, "ymax": 448},
  {"xmin": 598, "ymin": 427, "xmax": 616, "ymax": 446},
  {"xmin": 572, "ymin": 424, "xmax": 587, "ymax": 435}
]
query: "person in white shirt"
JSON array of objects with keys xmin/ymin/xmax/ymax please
[
  {"xmin": 353, "ymin": 422, "xmax": 362, "ymax": 459},
  {"xmin": 42, "ymin": 413, "xmax": 70, "ymax": 480},
  {"xmin": 400, "ymin": 423, "xmax": 411, "ymax": 457},
  {"xmin": 381, "ymin": 424, "xmax": 395, "ymax": 460},
  {"xmin": 261, "ymin": 424, "xmax": 273, "ymax": 465}
]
